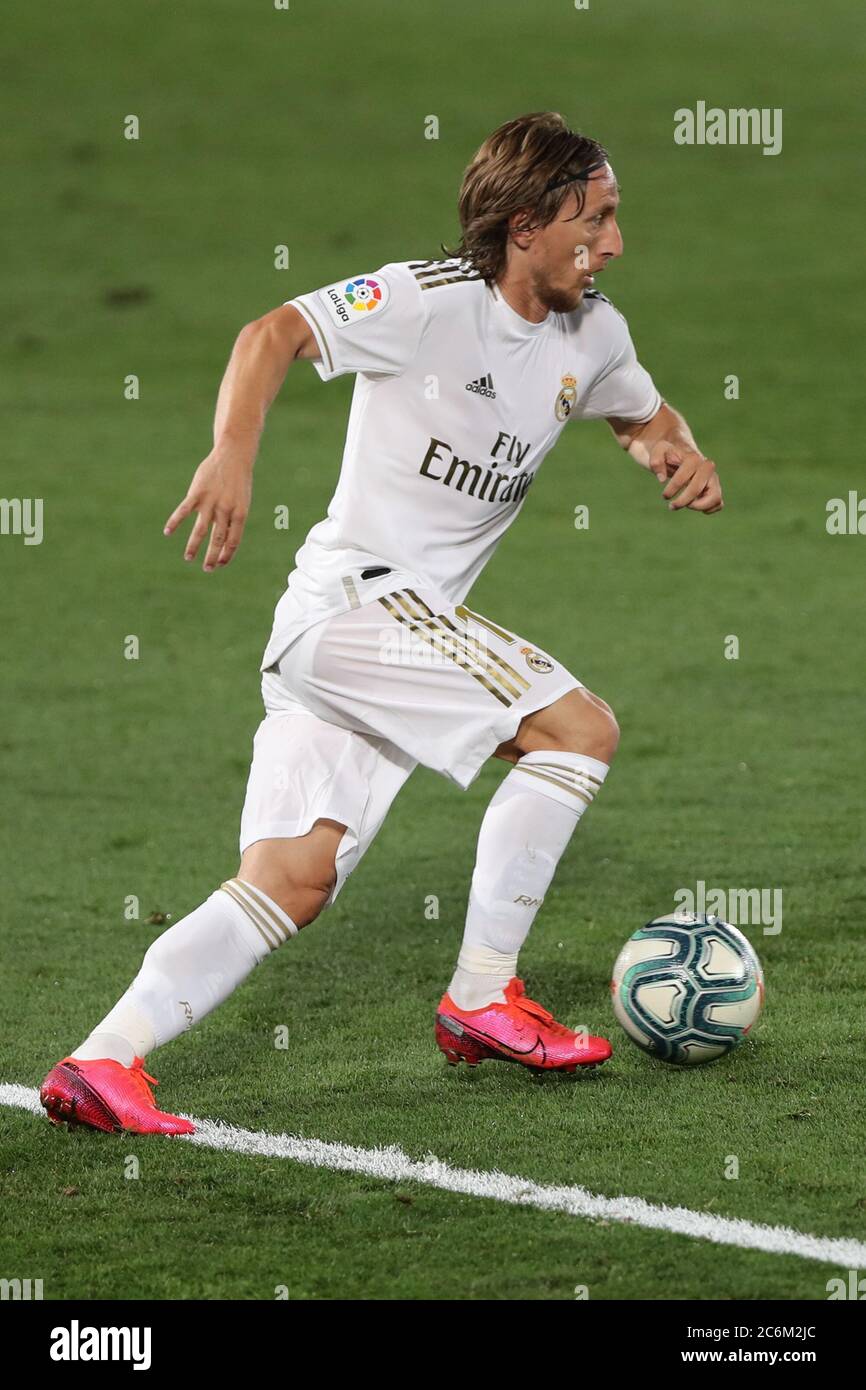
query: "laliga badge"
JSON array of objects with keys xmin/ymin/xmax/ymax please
[{"xmin": 318, "ymin": 274, "xmax": 390, "ymax": 329}]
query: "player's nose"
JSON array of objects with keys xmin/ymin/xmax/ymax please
[{"xmin": 602, "ymin": 219, "xmax": 624, "ymax": 261}]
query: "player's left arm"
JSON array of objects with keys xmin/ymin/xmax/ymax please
[{"xmin": 606, "ymin": 402, "xmax": 723, "ymax": 513}]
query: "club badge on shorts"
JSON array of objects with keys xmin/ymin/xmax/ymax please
[
  {"xmin": 554, "ymin": 374, "xmax": 577, "ymax": 422},
  {"xmin": 521, "ymin": 645, "xmax": 554, "ymax": 674}
]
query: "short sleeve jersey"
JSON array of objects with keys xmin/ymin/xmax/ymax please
[{"xmin": 261, "ymin": 258, "xmax": 661, "ymax": 669}]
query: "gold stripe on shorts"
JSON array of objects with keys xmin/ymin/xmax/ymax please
[
  {"xmin": 399, "ymin": 590, "xmax": 532, "ymax": 702},
  {"xmin": 401, "ymin": 590, "xmax": 531, "ymax": 696},
  {"xmin": 378, "ymin": 593, "xmax": 513, "ymax": 708},
  {"xmin": 342, "ymin": 575, "xmax": 361, "ymax": 609},
  {"xmin": 382, "ymin": 590, "xmax": 525, "ymax": 706},
  {"xmin": 389, "ymin": 589, "xmax": 431, "ymax": 622},
  {"xmin": 434, "ymin": 611, "xmax": 530, "ymax": 696},
  {"xmin": 453, "ymin": 602, "xmax": 518, "ymax": 646}
]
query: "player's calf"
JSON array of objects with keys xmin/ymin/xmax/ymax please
[
  {"xmin": 40, "ymin": 826, "xmax": 346, "ymax": 1135},
  {"xmin": 448, "ymin": 687, "xmax": 617, "ymax": 1020}
]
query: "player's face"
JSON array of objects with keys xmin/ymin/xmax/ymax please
[{"xmin": 530, "ymin": 164, "xmax": 623, "ymax": 313}]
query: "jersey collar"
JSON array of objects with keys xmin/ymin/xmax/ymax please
[{"xmin": 490, "ymin": 283, "xmax": 552, "ymax": 337}]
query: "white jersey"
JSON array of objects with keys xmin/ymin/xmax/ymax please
[{"xmin": 261, "ymin": 257, "xmax": 661, "ymax": 670}]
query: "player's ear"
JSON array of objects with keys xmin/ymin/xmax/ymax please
[{"xmin": 508, "ymin": 207, "xmax": 537, "ymax": 248}]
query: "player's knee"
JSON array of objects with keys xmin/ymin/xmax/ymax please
[
  {"xmin": 244, "ymin": 862, "xmax": 335, "ymax": 929},
  {"xmin": 238, "ymin": 827, "xmax": 343, "ymax": 929},
  {"xmin": 270, "ymin": 872, "xmax": 334, "ymax": 929},
  {"xmin": 579, "ymin": 694, "xmax": 620, "ymax": 762},
  {"xmin": 519, "ymin": 688, "xmax": 620, "ymax": 763}
]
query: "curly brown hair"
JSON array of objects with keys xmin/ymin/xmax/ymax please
[{"xmin": 443, "ymin": 112, "xmax": 608, "ymax": 283}]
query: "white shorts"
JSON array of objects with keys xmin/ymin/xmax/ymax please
[{"xmin": 239, "ymin": 584, "xmax": 582, "ymax": 902}]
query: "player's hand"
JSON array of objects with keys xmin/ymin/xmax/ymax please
[
  {"xmin": 163, "ymin": 447, "xmax": 254, "ymax": 570},
  {"xmin": 648, "ymin": 441, "xmax": 723, "ymax": 514}
]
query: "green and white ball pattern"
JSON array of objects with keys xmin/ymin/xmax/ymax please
[{"xmin": 611, "ymin": 913, "xmax": 765, "ymax": 1065}]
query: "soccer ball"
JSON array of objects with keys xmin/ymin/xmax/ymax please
[{"xmin": 611, "ymin": 912, "xmax": 764, "ymax": 1065}]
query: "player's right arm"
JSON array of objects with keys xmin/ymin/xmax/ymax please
[{"xmin": 164, "ymin": 304, "xmax": 319, "ymax": 571}]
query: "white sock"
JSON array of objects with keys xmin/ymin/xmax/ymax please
[
  {"xmin": 448, "ymin": 751, "xmax": 609, "ymax": 1011},
  {"xmin": 71, "ymin": 879, "xmax": 297, "ymax": 1065}
]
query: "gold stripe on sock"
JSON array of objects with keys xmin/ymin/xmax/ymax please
[
  {"xmin": 236, "ymin": 880, "xmax": 295, "ymax": 940},
  {"xmin": 539, "ymin": 760, "xmax": 605, "ymax": 788},
  {"xmin": 513, "ymin": 765, "xmax": 593, "ymax": 806},
  {"xmin": 220, "ymin": 881, "xmax": 281, "ymax": 951}
]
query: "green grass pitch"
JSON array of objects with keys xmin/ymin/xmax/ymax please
[{"xmin": 1, "ymin": 0, "xmax": 864, "ymax": 1300}]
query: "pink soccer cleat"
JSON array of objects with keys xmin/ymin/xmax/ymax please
[
  {"xmin": 436, "ymin": 977, "xmax": 612, "ymax": 1073},
  {"xmin": 40, "ymin": 1055, "xmax": 195, "ymax": 1136}
]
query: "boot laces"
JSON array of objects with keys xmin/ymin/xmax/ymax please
[
  {"xmin": 130, "ymin": 1059, "xmax": 159, "ymax": 1094},
  {"xmin": 513, "ymin": 992, "xmax": 572, "ymax": 1038}
]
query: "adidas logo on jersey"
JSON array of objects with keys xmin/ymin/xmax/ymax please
[{"xmin": 465, "ymin": 373, "xmax": 496, "ymax": 399}]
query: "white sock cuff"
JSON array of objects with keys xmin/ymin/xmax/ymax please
[
  {"xmin": 509, "ymin": 749, "xmax": 609, "ymax": 812},
  {"xmin": 219, "ymin": 878, "xmax": 298, "ymax": 953},
  {"xmin": 456, "ymin": 944, "xmax": 519, "ymax": 977}
]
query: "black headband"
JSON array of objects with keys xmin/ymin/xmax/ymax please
[{"xmin": 544, "ymin": 157, "xmax": 608, "ymax": 193}]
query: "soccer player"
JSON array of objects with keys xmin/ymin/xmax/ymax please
[{"xmin": 41, "ymin": 112, "xmax": 722, "ymax": 1134}]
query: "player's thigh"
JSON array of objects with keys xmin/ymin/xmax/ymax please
[{"xmin": 273, "ymin": 586, "xmax": 588, "ymax": 790}]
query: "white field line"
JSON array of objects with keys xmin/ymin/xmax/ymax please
[{"xmin": 4, "ymin": 1080, "xmax": 865, "ymax": 1269}]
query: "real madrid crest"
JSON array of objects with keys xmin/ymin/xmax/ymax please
[
  {"xmin": 520, "ymin": 645, "xmax": 554, "ymax": 674},
  {"xmin": 554, "ymin": 374, "xmax": 577, "ymax": 423}
]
